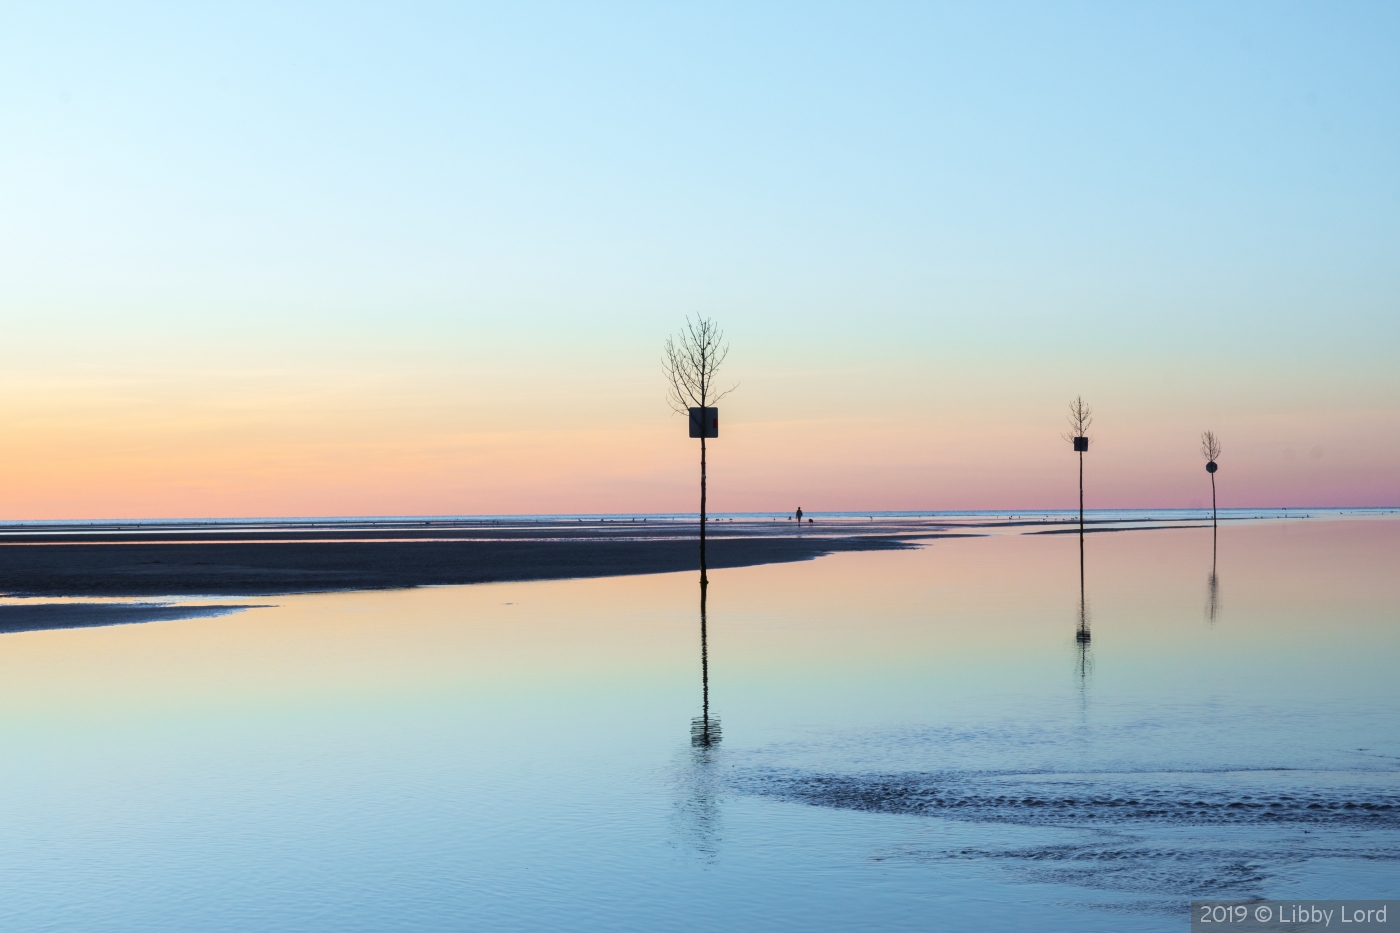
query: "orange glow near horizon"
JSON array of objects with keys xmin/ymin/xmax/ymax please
[{"xmin": 2, "ymin": 359, "xmax": 1396, "ymax": 519}]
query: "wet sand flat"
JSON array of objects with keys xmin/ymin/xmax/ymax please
[
  {"xmin": 0, "ymin": 522, "xmax": 932, "ymax": 596},
  {"xmin": 0, "ymin": 512, "xmax": 1353, "ymax": 597},
  {"xmin": 0, "ymin": 602, "xmax": 268, "ymax": 634},
  {"xmin": 0, "ymin": 517, "xmax": 1392, "ymax": 932}
]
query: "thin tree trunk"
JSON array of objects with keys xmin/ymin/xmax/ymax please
[
  {"xmin": 1078, "ymin": 450, "xmax": 1084, "ymax": 535},
  {"xmin": 1211, "ymin": 473, "xmax": 1217, "ymax": 528},
  {"xmin": 700, "ymin": 432, "xmax": 707, "ymax": 584},
  {"xmin": 1078, "ymin": 448, "xmax": 1087, "ymax": 645}
]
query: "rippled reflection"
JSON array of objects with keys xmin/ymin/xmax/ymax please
[
  {"xmin": 1075, "ymin": 523, "xmax": 1092, "ymax": 690},
  {"xmin": 676, "ymin": 738, "xmax": 724, "ymax": 861},
  {"xmin": 1205, "ymin": 524, "xmax": 1222, "ymax": 624},
  {"xmin": 0, "ymin": 519, "xmax": 1394, "ymax": 932},
  {"xmin": 679, "ymin": 577, "xmax": 723, "ymax": 860}
]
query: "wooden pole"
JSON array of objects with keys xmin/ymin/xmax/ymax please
[
  {"xmin": 1078, "ymin": 448, "xmax": 1084, "ymax": 536},
  {"xmin": 700, "ymin": 429, "xmax": 707, "ymax": 585},
  {"xmin": 1211, "ymin": 471, "xmax": 1217, "ymax": 528}
]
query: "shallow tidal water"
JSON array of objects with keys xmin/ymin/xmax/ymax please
[{"xmin": 0, "ymin": 517, "xmax": 1396, "ymax": 932}]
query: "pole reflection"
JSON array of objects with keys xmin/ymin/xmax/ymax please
[
  {"xmin": 1205, "ymin": 523, "xmax": 1221, "ymax": 624},
  {"xmin": 676, "ymin": 577, "xmax": 723, "ymax": 860},
  {"xmin": 690, "ymin": 579, "xmax": 721, "ymax": 748},
  {"xmin": 1075, "ymin": 522, "xmax": 1093, "ymax": 693}
]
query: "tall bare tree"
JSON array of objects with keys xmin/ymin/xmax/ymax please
[
  {"xmin": 1064, "ymin": 396, "xmax": 1093, "ymax": 653},
  {"xmin": 1200, "ymin": 430, "xmax": 1223, "ymax": 622},
  {"xmin": 664, "ymin": 316, "xmax": 735, "ymax": 584},
  {"xmin": 1201, "ymin": 430, "xmax": 1222, "ymax": 526},
  {"xmin": 1063, "ymin": 396, "xmax": 1092, "ymax": 535}
]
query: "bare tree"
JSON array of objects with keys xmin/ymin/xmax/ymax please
[
  {"xmin": 1197, "ymin": 431, "xmax": 1223, "ymax": 621},
  {"xmin": 1200, "ymin": 430, "xmax": 1221, "ymax": 462},
  {"xmin": 1201, "ymin": 430, "xmax": 1221, "ymax": 527},
  {"xmin": 664, "ymin": 316, "xmax": 736, "ymax": 584},
  {"xmin": 1063, "ymin": 396, "xmax": 1093, "ymax": 649},
  {"xmin": 1063, "ymin": 396, "xmax": 1092, "ymax": 535}
]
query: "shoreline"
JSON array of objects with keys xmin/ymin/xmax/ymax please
[
  {"xmin": 0, "ymin": 512, "xmax": 1373, "ymax": 599},
  {"xmin": 0, "ymin": 531, "xmax": 936, "ymax": 598}
]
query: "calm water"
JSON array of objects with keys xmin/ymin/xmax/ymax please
[{"xmin": 0, "ymin": 517, "xmax": 1396, "ymax": 931}]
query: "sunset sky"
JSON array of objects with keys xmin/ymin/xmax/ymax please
[{"xmin": 2, "ymin": 2, "xmax": 1397, "ymax": 518}]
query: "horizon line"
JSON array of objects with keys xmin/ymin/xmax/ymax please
[{"xmin": 0, "ymin": 506, "xmax": 1395, "ymax": 527}]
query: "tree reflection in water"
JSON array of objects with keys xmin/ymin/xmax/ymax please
[
  {"xmin": 1075, "ymin": 522, "xmax": 1093, "ymax": 701},
  {"xmin": 691, "ymin": 580, "xmax": 721, "ymax": 748},
  {"xmin": 1205, "ymin": 524, "xmax": 1222, "ymax": 624},
  {"xmin": 675, "ymin": 578, "xmax": 722, "ymax": 860}
]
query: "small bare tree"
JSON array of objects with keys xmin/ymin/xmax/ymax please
[
  {"xmin": 1063, "ymin": 396, "xmax": 1092, "ymax": 535},
  {"xmin": 664, "ymin": 316, "xmax": 735, "ymax": 584},
  {"xmin": 1201, "ymin": 430, "xmax": 1222, "ymax": 526},
  {"xmin": 1062, "ymin": 396, "xmax": 1093, "ymax": 646}
]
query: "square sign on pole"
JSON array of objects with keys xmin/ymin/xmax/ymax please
[{"xmin": 689, "ymin": 407, "xmax": 718, "ymax": 438}]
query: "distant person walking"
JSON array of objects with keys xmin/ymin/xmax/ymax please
[{"xmin": 795, "ymin": 507, "xmax": 803, "ymax": 523}]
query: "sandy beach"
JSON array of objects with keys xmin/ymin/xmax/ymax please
[
  {"xmin": 0, "ymin": 513, "xmax": 1302, "ymax": 598},
  {"xmin": 0, "ymin": 517, "xmax": 960, "ymax": 597},
  {"xmin": 0, "ymin": 601, "xmax": 268, "ymax": 634}
]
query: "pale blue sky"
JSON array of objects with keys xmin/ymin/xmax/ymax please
[{"xmin": 1, "ymin": 2, "xmax": 1397, "ymax": 514}]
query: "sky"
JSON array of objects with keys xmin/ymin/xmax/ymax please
[{"xmin": 1, "ymin": 1, "xmax": 1397, "ymax": 518}]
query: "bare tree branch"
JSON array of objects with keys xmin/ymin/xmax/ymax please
[
  {"xmin": 1062, "ymin": 395, "xmax": 1092, "ymax": 444},
  {"xmin": 1201, "ymin": 430, "xmax": 1222, "ymax": 462},
  {"xmin": 663, "ymin": 316, "xmax": 737, "ymax": 415}
]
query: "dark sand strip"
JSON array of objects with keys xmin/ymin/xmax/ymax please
[
  {"xmin": 1029, "ymin": 524, "xmax": 1213, "ymax": 535},
  {"xmin": 0, "ymin": 521, "xmax": 964, "ymax": 545},
  {"xmin": 0, "ymin": 603, "xmax": 267, "ymax": 634},
  {"xmin": 0, "ymin": 534, "xmax": 927, "ymax": 597}
]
